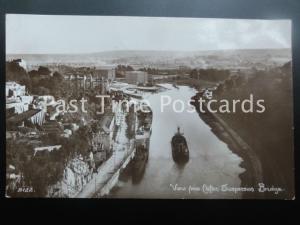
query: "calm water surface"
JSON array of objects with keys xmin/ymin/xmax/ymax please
[{"xmin": 110, "ymin": 84, "xmax": 245, "ymax": 198}]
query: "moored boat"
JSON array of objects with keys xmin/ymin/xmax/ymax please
[{"xmin": 131, "ymin": 142, "xmax": 149, "ymax": 184}]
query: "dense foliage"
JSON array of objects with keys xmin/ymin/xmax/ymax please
[
  {"xmin": 212, "ymin": 62, "xmax": 294, "ymax": 198},
  {"xmin": 190, "ymin": 68, "xmax": 230, "ymax": 82}
]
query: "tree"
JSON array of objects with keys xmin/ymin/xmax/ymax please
[
  {"xmin": 34, "ymin": 86, "xmax": 50, "ymax": 95},
  {"xmin": 6, "ymin": 60, "xmax": 31, "ymax": 91},
  {"xmin": 28, "ymin": 70, "xmax": 40, "ymax": 79},
  {"xmin": 38, "ymin": 66, "xmax": 51, "ymax": 76},
  {"xmin": 52, "ymin": 71, "xmax": 64, "ymax": 81}
]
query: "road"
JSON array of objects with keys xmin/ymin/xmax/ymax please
[{"xmin": 76, "ymin": 108, "xmax": 135, "ymax": 198}]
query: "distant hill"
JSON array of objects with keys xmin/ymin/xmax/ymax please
[{"xmin": 7, "ymin": 48, "xmax": 291, "ymax": 70}]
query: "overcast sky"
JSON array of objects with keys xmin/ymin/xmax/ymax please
[{"xmin": 6, "ymin": 14, "xmax": 291, "ymax": 54}]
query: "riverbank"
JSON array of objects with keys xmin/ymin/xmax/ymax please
[
  {"xmin": 191, "ymin": 94, "xmax": 264, "ymax": 198},
  {"xmin": 75, "ymin": 105, "xmax": 137, "ymax": 198}
]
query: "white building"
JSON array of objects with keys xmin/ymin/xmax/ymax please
[
  {"xmin": 6, "ymin": 82, "xmax": 33, "ymax": 115},
  {"xmin": 6, "ymin": 81, "xmax": 26, "ymax": 97},
  {"xmin": 28, "ymin": 109, "xmax": 45, "ymax": 126},
  {"xmin": 6, "ymin": 96, "xmax": 34, "ymax": 114},
  {"xmin": 125, "ymin": 71, "xmax": 148, "ymax": 85},
  {"xmin": 17, "ymin": 59, "xmax": 27, "ymax": 71}
]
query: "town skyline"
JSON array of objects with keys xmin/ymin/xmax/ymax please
[{"xmin": 6, "ymin": 47, "xmax": 292, "ymax": 55}]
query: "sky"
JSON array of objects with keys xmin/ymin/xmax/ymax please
[{"xmin": 6, "ymin": 14, "xmax": 291, "ymax": 54}]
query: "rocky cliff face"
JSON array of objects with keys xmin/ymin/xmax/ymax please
[{"xmin": 48, "ymin": 156, "xmax": 94, "ymax": 197}]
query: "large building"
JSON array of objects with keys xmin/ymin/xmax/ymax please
[
  {"xmin": 6, "ymin": 82, "xmax": 50, "ymax": 126},
  {"xmin": 6, "ymin": 82, "xmax": 33, "ymax": 115},
  {"xmin": 6, "ymin": 108, "xmax": 45, "ymax": 127},
  {"xmin": 64, "ymin": 67, "xmax": 115, "ymax": 93},
  {"xmin": 6, "ymin": 96, "xmax": 33, "ymax": 115},
  {"xmin": 92, "ymin": 67, "xmax": 115, "ymax": 82},
  {"xmin": 6, "ymin": 81, "xmax": 26, "ymax": 97},
  {"xmin": 125, "ymin": 71, "xmax": 148, "ymax": 85}
]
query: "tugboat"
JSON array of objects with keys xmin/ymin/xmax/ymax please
[{"xmin": 171, "ymin": 127, "xmax": 189, "ymax": 163}]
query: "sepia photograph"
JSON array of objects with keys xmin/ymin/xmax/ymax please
[{"xmin": 5, "ymin": 14, "xmax": 294, "ymax": 199}]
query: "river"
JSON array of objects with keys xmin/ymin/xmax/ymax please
[{"xmin": 109, "ymin": 84, "xmax": 245, "ymax": 199}]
